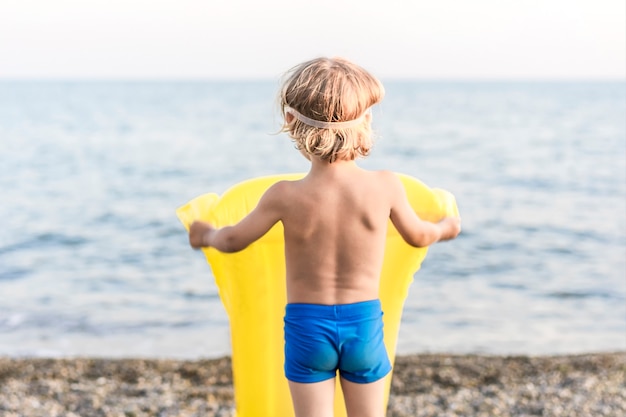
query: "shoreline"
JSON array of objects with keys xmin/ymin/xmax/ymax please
[{"xmin": 1, "ymin": 352, "xmax": 624, "ymax": 417}]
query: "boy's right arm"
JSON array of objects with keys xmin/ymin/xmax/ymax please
[{"xmin": 385, "ymin": 172, "xmax": 460, "ymax": 247}]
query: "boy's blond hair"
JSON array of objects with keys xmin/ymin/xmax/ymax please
[{"xmin": 279, "ymin": 57, "xmax": 385, "ymax": 162}]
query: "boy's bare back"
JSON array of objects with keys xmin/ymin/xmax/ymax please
[{"xmin": 276, "ymin": 160, "xmax": 393, "ymax": 305}]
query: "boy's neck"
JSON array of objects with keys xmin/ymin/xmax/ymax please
[{"xmin": 309, "ymin": 156, "xmax": 359, "ymax": 174}]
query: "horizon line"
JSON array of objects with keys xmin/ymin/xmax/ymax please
[{"xmin": 1, "ymin": 76, "xmax": 625, "ymax": 83}]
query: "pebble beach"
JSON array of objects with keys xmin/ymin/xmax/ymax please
[{"xmin": 1, "ymin": 352, "xmax": 624, "ymax": 417}]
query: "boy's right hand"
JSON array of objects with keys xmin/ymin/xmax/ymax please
[{"xmin": 439, "ymin": 217, "xmax": 461, "ymax": 241}]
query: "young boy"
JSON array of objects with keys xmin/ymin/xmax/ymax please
[{"xmin": 188, "ymin": 57, "xmax": 461, "ymax": 417}]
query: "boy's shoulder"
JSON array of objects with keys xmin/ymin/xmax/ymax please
[
  {"xmin": 371, "ymin": 169, "xmax": 397, "ymax": 178},
  {"xmin": 266, "ymin": 179, "xmax": 296, "ymax": 195},
  {"xmin": 263, "ymin": 178, "xmax": 305, "ymax": 201},
  {"xmin": 363, "ymin": 169, "xmax": 401, "ymax": 184},
  {"xmin": 363, "ymin": 170, "xmax": 406, "ymax": 197}
]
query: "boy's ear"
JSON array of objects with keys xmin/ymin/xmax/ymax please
[
  {"xmin": 285, "ymin": 112, "xmax": 294, "ymax": 124},
  {"xmin": 365, "ymin": 111, "xmax": 372, "ymax": 124}
]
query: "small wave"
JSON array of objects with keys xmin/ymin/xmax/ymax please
[
  {"xmin": 0, "ymin": 268, "xmax": 30, "ymax": 281},
  {"xmin": 182, "ymin": 290, "xmax": 219, "ymax": 300},
  {"xmin": 0, "ymin": 240, "xmax": 32, "ymax": 256},
  {"xmin": 37, "ymin": 232, "xmax": 89, "ymax": 247},
  {"xmin": 491, "ymin": 282, "xmax": 528, "ymax": 290},
  {"xmin": 0, "ymin": 233, "xmax": 89, "ymax": 256},
  {"xmin": 544, "ymin": 290, "xmax": 619, "ymax": 300}
]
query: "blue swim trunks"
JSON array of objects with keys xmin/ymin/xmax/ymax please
[{"xmin": 284, "ymin": 299, "xmax": 392, "ymax": 384}]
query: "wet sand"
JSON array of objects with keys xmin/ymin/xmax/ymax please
[{"xmin": 1, "ymin": 352, "xmax": 624, "ymax": 417}]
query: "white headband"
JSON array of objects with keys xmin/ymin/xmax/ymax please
[{"xmin": 285, "ymin": 106, "xmax": 369, "ymax": 129}]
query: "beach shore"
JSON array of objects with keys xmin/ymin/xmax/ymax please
[{"xmin": 1, "ymin": 352, "xmax": 624, "ymax": 417}]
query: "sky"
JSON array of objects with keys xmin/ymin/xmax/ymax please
[{"xmin": 0, "ymin": 0, "xmax": 624, "ymax": 80}]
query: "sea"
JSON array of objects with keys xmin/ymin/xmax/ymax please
[{"xmin": 1, "ymin": 80, "xmax": 625, "ymax": 359}]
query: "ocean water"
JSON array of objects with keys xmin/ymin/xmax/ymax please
[{"xmin": 0, "ymin": 80, "xmax": 624, "ymax": 359}]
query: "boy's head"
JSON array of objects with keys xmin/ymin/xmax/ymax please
[{"xmin": 279, "ymin": 57, "xmax": 385, "ymax": 162}]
